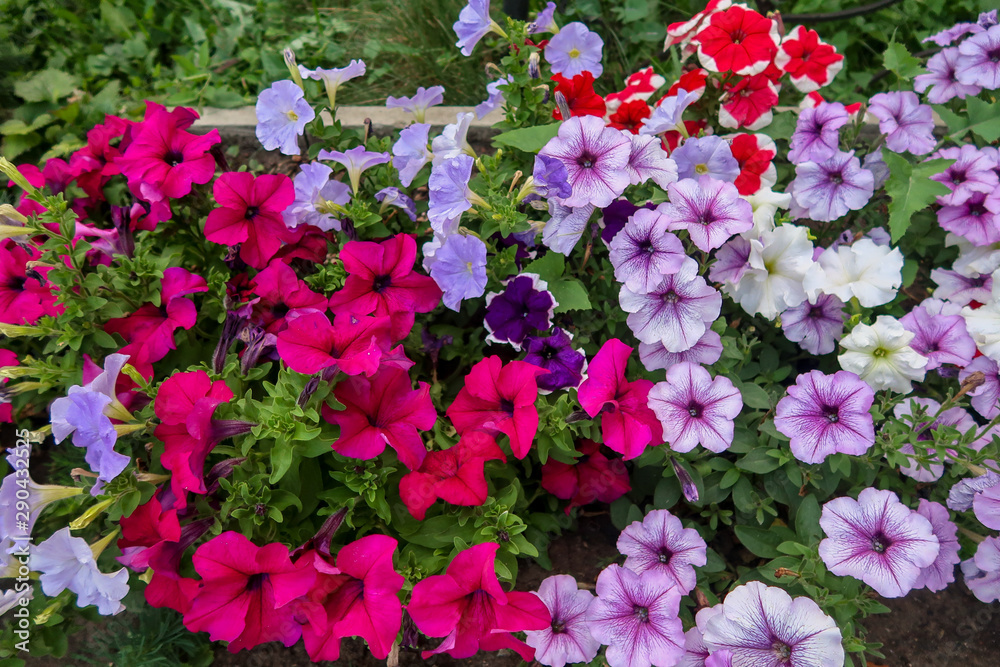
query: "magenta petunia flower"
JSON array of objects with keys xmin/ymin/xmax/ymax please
[
  {"xmin": 545, "ymin": 21, "xmax": 605, "ymax": 78},
  {"xmin": 254, "ymin": 80, "xmax": 315, "ymax": 156},
  {"xmin": 524, "ymin": 575, "xmax": 600, "ymax": 667},
  {"xmin": 587, "ymin": 564, "xmax": 685, "ymax": 667},
  {"xmin": 318, "ymin": 145, "xmax": 391, "ymax": 195},
  {"xmin": 204, "ymin": 172, "xmax": 296, "ymax": 269},
  {"xmin": 0, "ymin": 241, "xmax": 61, "ymax": 325},
  {"xmin": 617, "ymin": 509, "xmax": 707, "ymax": 593},
  {"xmin": 788, "ymin": 102, "xmax": 848, "ymax": 164},
  {"xmin": 538, "ymin": 115, "xmax": 632, "ymax": 208},
  {"xmin": 780, "ymin": 293, "xmax": 846, "ymax": 356},
  {"xmin": 788, "ymin": 150, "xmax": 875, "ymax": 222},
  {"xmin": 819, "ymin": 488, "xmax": 941, "ymax": 598},
  {"xmin": 963, "ymin": 537, "xmax": 1000, "ymax": 603},
  {"xmin": 620, "ymin": 258, "xmax": 722, "ymax": 352},
  {"xmin": 868, "ymin": 91, "xmax": 936, "ymax": 155},
  {"xmin": 321, "ymin": 367, "xmax": 437, "ymax": 470},
  {"xmin": 702, "ymin": 581, "xmax": 844, "ymax": 667},
  {"xmin": 774, "ymin": 370, "xmax": 875, "ymax": 465},
  {"xmin": 936, "ymin": 190, "xmax": 1000, "ymax": 247},
  {"xmin": 609, "ymin": 208, "xmax": 686, "ymax": 292},
  {"xmin": 913, "ymin": 499, "xmax": 962, "ymax": 592},
  {"xmin": 660, "ymin": 176, "xmax": 753, "ymax": 252},
  {"xmin": 955, "ymin": 25, "xmax": 1000, "ymax": 89},
  {"xmin": 648, "ymin": 362, "xmax": 742, "ymax": 454},
  {"xmin": 899, "ymin": 304, "xmax": 976, "ymax": 370},
  {"xmin": 961, "ymin": 355, "xmax": 1000, "ymax": 419},
  {"xmin": 275, "ymin": 312, "xmax": 392, "ymax": 376},
  {"xmin": 671, "ymin": 135, "xmax": 740, "ymax": 183},
  {"xmin": 638, "ymin": 330, "xmax": 723, "ymax": 372}
]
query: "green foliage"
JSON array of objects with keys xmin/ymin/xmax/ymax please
[{"xmin": 882, "ymin": 153, "xmax": 954, "ymax": 242}]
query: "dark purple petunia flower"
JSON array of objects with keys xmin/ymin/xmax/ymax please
[
  {"xmin": 523, "ymin": 328, "xmax": 587, "ymax": 392},
  {"xmin": 703, "ymin": 581, "xmax": 844, "ymax": 667},
  {"xmin": 600, "ymin": 199, "xmax": 657, "ymax": 245},
  {"xmin": 484, "ymin": 273, "xmax": 557, "ymax": 349},
  {"xmin": 913, "ymin": 499, "xmax": 962, "ymax": 592},
  {"xmin": 788, "ymin": 150, "xmax": 875, "ymax": 222},
  {"xmin": 638, "ymin": 330, "xmax": 723, "ymax": 372},
  {"xmin": 609, "ymin": 208, "xmax": 686, "ymax": 292},
  {"xmin": 788, "ymin": 102, "xmax": 848, "ymax": 165},
  {"xmin": 648, "ymin": 362, "xmax": 743, "ymax": 454},
  {"xmin": 819, "ymin": 488, "xmax": 940, "ymax": 598},
  {"xmin": 660, "ymin": 176, "xmax": 753, "ymax": 252},
  {"xmin": 900, "ymin": 303, "xmax": 976, "ymax": 370},
  {"xmin": 538, "ymin": 115, "xmax": 632, "ymax": 208},
  {"xmin": 780, "ymin": 293, "xmax": 846, "ymax": 355},
  {"xmin": 617, "ymin": 509, "xmax": 707, "ymax": 594},
  {"xmin": 868, "ymin": 91, "xmax": 937, "ymax": 155},
  {"xmin": 955, "ymin": 25, "xmax": 1000, "ymax": 89},
  {"xmin": 774, "ymin": 369, "xmax": 875, "ymax": 465}
]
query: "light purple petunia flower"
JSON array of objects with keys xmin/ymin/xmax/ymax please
[
  {"xmin": 0, "ymin": 453, "xmax": 81, "ymax": 554},
  {"xmin": 923, "ymin": 22, "xmax": 983, "ymax": 47},
  {"xmin": 32, "ymin": 527, "xmax": 129, "ymax": 615},
  {"xmin": 543, "ymin": 200, "xmax": 595, "ymax": 255},
  {"xmin": 780, "ymin": 293, "xmax": 846, "ymax": 356},
  {"xmin": 648, "ymin": 362, "xmax": 742, "ymax": 454},
  {"xmin": 453, "ymin": 0, "xmax": 504, "ymax": 57},
  {"xmin": 899, "ymin": 304, "xmax": 976, "ymax": 370},
  {"xmin": 639, "ymin": 330, "xmax": 723, "ymax": 373},
  {"xmin": 523, "ymin": 328, "xmax": 587, "ymax": 392},
  {"xmin": 528, "ymin": 1, "xmax": 559, "ymax": 35},
  {"xmin": 937, "ymin": 190, "xmax": 1000, "ymax": 247},
  {"xmin": 427, "ymin": 233, "xmax": 488, "ymax": 311},
  {"xmin": 432, "ymin": 112, "xmax": 475, "ymax": 165},
  {"xmin": 375, "ymin": 187, "xmax": 417, "ymax": 222},
  {"xmin": 609, "ymin": 208, "xmax": 686, "ymax": 292},
  {"xmin": 931, "ymin": 267, "xmax": 993, "ymax": 306},
  {"xmin": 392, "ymin": 122, "xmax": 433, "ymax": 187},
  {"xmin": 708, "ymin": 236, "xmax": 752, "ymax": 285},
  {"xmin": 639, "ymin": 89, "xmax": 698, "ymax": 136},
  {"xmin": 893, "ymin": 397, "xmax": 977, "ymax": 482},
  {"xmin": 671, "ymin": 136, "xmax": 740, "ymax": 183},
  {"xmin": 525, "ymin": 575, "xmax": 600, "ymax": 667},
  {"xmin": 678, "ymin": 606, "xmax": 722, "ymax": 667},
  {"xmin": 914, "ymin": 48, "xmax": 983, "ymax": 103},
  {"xmin": 774, "ymin": 369, "xmax": 875, "ymax": 465},
  {"xmin": 980, "ymin": 10, "xmax": 999, "ymax": 28},
  {"xmin": 283, "ymin": 162, "xmax": 350, "ymax": 231},
  {"xmin": 586, "ymin": 564, "xmax": 685, "ymax": 667},
  {"xmin": 475, "ymin": 76, "xmax": 513, "ymax": 119},
  {"xmin": 702, "ymin": 581, "xmax": 844, "ymax": 667},
  {"xmin": 386, "ymin": 86, "xmax": 445, "ymax": 123},
  {"xmin": 299, "ymin": 59, "xmax": 366, "ymax": 109},
  {"xmin": 539, "ymin": 115, "xmax": 632, "ymax": 208},
  {"xmin": 545, "ymin": 21, "xmax": 604, "ymax": 78},
  {"xmin": 948, "ymin": 469, "xmax": 1000, "ymax": 511},
  {"xmin": 50, "ymin": 388, "xmax": 129, "ymax": 495},
  {"xmin": 788, "ymin": 150, "xmax": 875, "ymax": 222},
  {"xmin": 318, "ymin": 145, "xmax": 391, "ymax": 195},
  {"xmin": 531, "ymin": 154, "xmax": 573, "ymax": 200},
  {"xmin": 617, "ymin": 509, "xmax": 707, "ymax": 593},
  {"xmin": 255, "ymin": 80, "xmax": 315, "ymax": 156},
  {"xmin": 660, "ymin": 176, "xmax": 754, "ymax": 252},
  {"xmin": 788, "ymin": 102, "xmax": 848, "ymax": 165},
  {"xmin": 868, "ymin": 91, "xmax": 936, "ymax": 155},
  {"xmin": 955, "ymin": 25, "xmax": 1000, "ymax": 89},
  {"xmin": 705, "ymin": 651, "xmax": 734, "ymax": 667},
  {"xmin": 428, "ymin": 154, "xmax": 476, "ymax": 230},
  {"xmin": 960, "ymin": 355, "xmax": 1000, "ymax": 419},
  {"xmin": 913, "ymin": 499, "xmax": 962, "ymax": 592},
  {"xmin": 930, "ymin": 145, "xmax": 999, "ymax": 206},
  {"xmin": 974, "ymin": 483, "xmax": 1000, "ymax": 530},
  {"xmin": 863, "ymin": 149, "xmax": 891, "ymax": 190},
  {"xmin": 819, "ymin": 488, "xmax": 941, "ymax": 598},
  {"xmin": 962, "ymin": 536, "xmax": 1000, "ymax": 603},
  {"xmin": 620, "ymin": 258, "xmax": 722, "ymax": 352},
  {"xmin": 624, "ymin": 133, "xmax": 679, "ymax": 189}
]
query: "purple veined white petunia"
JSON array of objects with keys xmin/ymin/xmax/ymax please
[
  {"xmin": 899, "ymin": 301, "xmax": 977, "ymax": 370},
  {"xmin": 638, "ymin": 330, "xmax": 724, "ymax": 373},
  {"xmin": 962, "ymin": 536, "xmax": 1000, "ymax": 603},
  {"xmin": 962, "ymin": 268, "xmax": 1000, "ymax": 361},
  {"xmin": 616, "ymin": 509, "xmax": 708, "ymax": 593},
  {"xmin": 282, "ymin": 162, "xmax": 351, "ymax": 231},
  {"xmin": 702, "ymin": 581, "xmax": 844, "ymax": 667},
  {"xmin": 867, "ymin": 91, "xmax": 937, "ymax": 155},
  {"xmin": 386, "ymin": 86, "xmax": 445, "ymax": 123},
  {"xmin": 818, "ymin": 487, "xmax": 941, "ymax": 598},
  {"xmin": 913, "ymin": 499, "xmax": 962, "ymax": 593},
  {"xmin": 299, "ymin": 59, "xmax": 366, "ymax": 110},
  {"xmin": 392, "ymin": 122, "xmax": 434, "ymax": 187},
  {"xmin": 623, "ymin": 132, "xmax": 679, "ymax": 189},
  {"xmin": 538, "ymin": 115, "xmax": 632, "ymax": 208},
  {"xmin": 960, "ymin": 355, "xmax": 1000, "ymax": 419},
  {"xmin": 659, "ymin": 176, "xmax": 754, "ymax": 252},
  {"xmin": 723, "ymin": 224, "xmax": 815, "ymax": 320},
  {"xmin": 931, "ymin": 267, "xmax": 993, "ymax": 306},
  {"xmin": 619, "ymin": 258, "xmax": 722, "ymax": 353},
  {"xmin": 788, "ymin": 101, "xmax": 849, "ymax": 165},
  {"xmin": 671, "ymin": 135, "xmax": 740, "ymax": 183},
  {"xmin": 608, "ymin": 208, "xmax": 686, "ymax": 293},
  {"xmin": 839, "ymin": 315, "xmax": 928, "ymax": 394},
  {"xmin": 709, "ymin": 235, "xmax": 753, "ymax": 286},
  {"xmin": 545, "ymin": 21, "xmax": 605, "ymax": 78},
  {"xmin": 647, "ymin": 362, "xmax": 743, "ymax": 454},
  {"xmin": 524, "ymin": 575, "xmax": 600, "ymax": 667},
  {"xmin": 543, "ymin": 200, "xmax": 595, "ymax": 256},
  {"xmin": 774, "ymin": 369, "xmax": 875, "ymax": 465},
  {"xmin": 780, "ymin": 293, "xmax": 846, "ymax": 356},
  {"xmin": 929, "ymin": 145, "xmax": 999, "ymax": 207},
  {"xmin": 677, "ymin": 605, "xmax": 723, "ymax": 667},
  {"xmin": 787, "ymin": 150, "xmax": 875, "ymax": 223},
  {"xmin": 586, "ymin": 564, "xmax": 686, "ymax": 667},
  {"xmin": 255, "ymin": 80, "xmax": 315, "ymax": 156},
  {"xmin": 914, "ymin": 47, "xmax": 983, "ymax": 103},
  {"xmin": 803, "ymin": 238, "xmax": 904, "ymax": 308},
  {"xmin": 955, "ymin": 24, "xmax": 1000, "ymax": 89},
  {"xmin": 453, "ymin": 0, "xmax": 507, "ymax": 57}
]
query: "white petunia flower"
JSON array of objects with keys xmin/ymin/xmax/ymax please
[
  {"xmin": 431, "ymin": 112, "xmax": 475, "ymax": 165},
  {"xmin": 839, "ymin": 316, "xmax": 928, "ymax": 393},
  {"xmin": 742, "ymin": 187, "xmax": 792, "ymax": 239},
  {"xmin": 947, "ymin": 233, "xmax": 1000, "ymax": 277},
  {"xmin": 962, "ymin": 268, "xmax": 1000, "ymax": 361},
  {"xmin": 803, "ymin": 238, "xmax": 903, "ymax": 307},
  {"xmin": 726, "ymin": 224, "xmax": 814, "ymax": 320}
]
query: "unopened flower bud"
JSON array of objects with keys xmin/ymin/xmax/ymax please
[
  {"xmin": 284, "ymin": 48, "xmax": 305, "ymax": 90},
  {"xmin": 554, "ymin": 90, "xmax": 571, "ymax": 121},
  {"xmin": 528, "ymin": 52, "xmax": 541, "ymax": 79}
]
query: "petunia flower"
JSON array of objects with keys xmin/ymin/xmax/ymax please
[
  {"xmin": 392, "ymin": 122, "xmax": 434, "ymax": 187},
  {"xmin": 453, "ymin": 0, "xmax": 507, "ymax": 57},
  {"xmin": 551, "ymin": 73, "xmax": 607, "ymax": 120},
  {"xmin": 577, "ymin": 339, "xmax": 663, "ymax": 460},
  {"xmin": 974, "ymin": 484, "xmax": 1000, "ymax": 531},
  {"xmin": 254, "ymin": 80, "xmax": 315, "ymax": 156},
  {"xmin": 803, "ymin": 238, "xmax": 903, "ymax": 307},
  {"xmin": 788, "ymin": 102, "xmax": 848, "ymax": 165},
  {"xmin": 183, "ymin": 532, "xmax": 316, "ymax": 652},
  {"xmin": 620, "ymin": 258, "xmax": 722, "ymax": 352},
  {"xmin": 913, "ymin": 499, "xmax": 962, "ymax": 593},
  {"xmin": 428, "ymin": 154, "xmax": 481, "ymax": 232},
  {"xmin": 432, "ymin": 112, "xmax": 475, "ymax": 165},
  {"xmin": 963, "ymin": 537, "xmax": 1000, "ymax": 603},
  {"xmin": 545, "ymin": 21, "xmax": 604, "ymax": 78},
  {"xmin": 299, "ymin": 59, "xmax": 366, "ymax": 110},
  {"xmin": 33, "ymin": 527, "xmax": 129, "ymax": 616},
  {"xmin": 929, "ymin": 145, "xmax": 999, "ymax": 207},
  {"xmin": 638, "ymin": 330, "xmax": 723, "ymax": 372},
  {"xmin": 475, "ymin": 75, "xmax": 512, "ymax": 119},
  {"xmin": 900, "ymin": 303, "xmax": 976, "ymax": 370},
  {"xmin": 671, "ymin": 136, "xmax": 740, "ymax": 183},
  {"xmin": 725, "ymin": 224, "xmax": 814, "ymax": 320},
  {"xmin": 0, "ymin": 241, "xmax": 62, "ymax": 325},
  {"xmin": 386, "ymin": 85, "xmax": 445, "ymax": 123},
  {"xmin": 318, "ymin": 145, "xmax": 391, "ymax": 196},
  {"xmin": 283, "ymin": 162, "xmax": 351, "ymax": 231},
  {"xmin": 322, "ymin": 367, "xmax": 436, "ymax": 470},
  {"xmin": 639, "ymin": 89, "xmax": 697, "ymax": 136},
  {"xmin": 955, "ymin": 25, "xmax": 1000, "ymax": 89},
  {"xmin": 586, "ymin": 564, "xmax": 685, "ymax": 667},
  {"xmin": 624, "ymin": 133, "xmax": 679, "ymax": 189},
  {"xmin": 774, "ymin": 370, "xmax": 875, "ymax": 464},
  {"xmin": 0, "ymin": 457, "xmax": 82, "ymax": 551},
  {"xmin": 275, "ymin": 312, "xmax": 391, "ymax": 376},
  {"xmin": 375, "ymin": 186, "xmax": 418, "ymax": 221},
  {"xmin": 937, "ymin": 190, "xmax": 1000, "ymax": 247},
  {"xmin": 718, "ymin": 73, "xmax": 779, "ymax": 131},
  {"xmin": 839, "ymin": 315, "xmax": 928, "ymax": 393},
  {"xmin": 727, "ymin": 132, "xmax": 777, "ymax": 196},
  {"xmin": 609, "ymin": 208, "xmax": 686, "ymax": 293},
  {"xmin": 914, "ymin": 48, "xmax": 982, "ymax": 103},
  {"xmin": 963, "ymin": 270, "xmax": 1000, "ymax": 361},
  {"xmin": 408, "ymin": 542, "xmax": 550, "ymax": 660},
  {"xmin": 648, "ymin": 362, "xmax": 743, "ymax": 454},
  {"xmin": 775, "ymin": 25, "xmax": 844, "ymax": 92},
  {"xmin": 484, "ymin": 273, "xmax": 557, "ymax": 349},
  {"xmin": 538, "ymin": 115, "xmax": 632, "ymax": 208},
  {"xmin": 523, "ymin": 328, "xmax": 587, "ymax": 392},
  {"xmin": 702, "ymin": 581, "xmax": 843, "ymax": 666},
  {"xmin": 204, "ymin": 172, "xmax": 296, "ymax": 269},
  {"xmin": 788, "ymin": 150, "xmax": 875, "ymax": 222},
  {"xmin": 868, "ymin": 91, "xmax": 936, "ymax": 155},
  {"xmin": 446, "ymin": 356, "xmax": 546, "ymax": 459},
  {"xmin": 525, "ymin": 575, "xmax": 600, "ymax": 667},
  {"xmin": 50, "ymin": 389, "xmax": 127, "ymax": 495},
  {"xmin": 529, "ymin": 154, "xmax": 573, "ymax": 201},
  {"xmin": 961, "ymin": 355, "xmax": 1000, "ymax": 419},
  {"xmin": 617, "ymin": 509, "xmax": 707, "ymax": 593},
  {"xmin": 540, "ymin": 440, "xmax": 630, "ymax": 512},
  {"xmin": 660, "ymin": 176, "xmax": 753, "ymax": 252},
  {"xmin": 609, "ymin": 99, "xmax": 653, "ymax": 134},
  {"xmin": 427, "ymin": 233, "xmax": 488, "ymax": 311},
  {"xmin": 543, "ymin": 200, "xmax": 595, "ymax": 256},
  {"xmin": 819, "ymin": 488, "xmax": 940, "ymax": 598},
  {"xmin": 528, "ymin": 1, "xmax": 559, "ymax": 34},
  {"xmin": 248, "ymin": 260, "xmax": 326, "ymax": 334},
  {"xmin": 399, "ymin": 431, "xmax": 505, "ymax": 520},
  {"xmin": 695, "ymin": 5, "xmax": 779, "ymax": 76}
]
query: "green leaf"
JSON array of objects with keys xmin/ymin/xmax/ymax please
[
  {"xmin": 794, "ymin": 494, "xmax": 822, "ymax": 542},
  {"xmin": 524, "ymin": 252, "xmax": 565, "ymax": 283},
  {"xmin": 737, "ymin": 448, "xmax": 782, "ymax": 474},
  {"xmin": 548, "ymin": 278, "xmax": 592, "ymax": 312},
  {"xmin": 883, "ymin": 39, "xmax": 923, "ymax": 81},
  {"xmin": 883, "ymin": 152, "xmax": 954, "ymax": 242},
  {"xmin": 269, "ymin": 445, "xmax": 296, "ymax": 484},
  {"xmin": 962, "ymin": 97, "xmax": 1000, "ymax": 143},
  {"xmin": 739, "ymin": 383, "xmax": 771, "ymax": 410},
  {"xmin": 492, "ymin": 123, "xmax": 561, "ymax": 153},
  {"xmin": 734, "ymin": 525, "xmax": 782, "ymax": 558},
  {"xmin": 14, "ymin": 69, "xmax": 79, "ymax": 103},
  {"xmin": 0, "ymin": 115, "xmax": 54, "ymax": 136}
]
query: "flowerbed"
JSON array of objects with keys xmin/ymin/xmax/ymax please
[{"xmin": 3, "ymin": 1, "xmax": 1000, "ymax": 666}]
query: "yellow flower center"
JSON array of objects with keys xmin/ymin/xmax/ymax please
[
  {"xmin": 286, "ymin": 110, "xmax": 299, "ymax": 122},
  {"xmin": 569, "ymin": 48, "xmax": 581, "ymax": 59},
  {"xmin": 694, "ymin": 163, "xmax": 709, "ymax": 175}
]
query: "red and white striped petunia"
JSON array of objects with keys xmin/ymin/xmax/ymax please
[
  {"xmin": 664, "ymin": 0, "xmax": 733, "ymax": 57},
  {"xmin": 695, "ymin": 5, "xmax": 779, "ymax": 76},
  {"xmin": 775, "ymin": 25, "xmax": 845, "ymax": 93},
  {"xmin": 725, "ymin": 132, "xmax": 777, "ymax": 196},
  {"xmin": 605, "ymin": 67, "xmax": 666, "ymax": 113},
  {"xmin": 719, "ymin": 73, "xmax": 779, "ymax": 130}
]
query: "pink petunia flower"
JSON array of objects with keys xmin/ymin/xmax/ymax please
[
  {"xmin": 248, "ymin": 260, "xmax": 327, "ymax": 334},
  {"xmin": 275, "ymin": 311, "xmax": 392, "ymax": 376},
  {"xmin": 0, "ymin": 240, "xmax": 62, "ymax": 324},
  {"xmin": 204, "ymin": 172, "xmax": 298, "ymax": 269}
]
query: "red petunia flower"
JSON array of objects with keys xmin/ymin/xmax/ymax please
[
  {"xmin": 605, "ymin": 67, "xmax": 666, "ymax": 113},
  {"xmin": 0, "ymin": 240, "xmax": 62, "ymax": 325},
  {"xmin": 541, "ymin": 439, "xmax": 631, "ymax": 513},
  {"xmin": 664, "ymin": 68, "xmax": 710, "ymax": 102},
  {"xmin": 695, "ymin": 5, "xmax": 779, "ymax": 76},
  {"xmin": 726, "ymin": 132, "xmax": 778, "ymax": 196},
  {"xmin": 551, "ymin": 72, "xmax": 607, "ymax": 120},
  {"xmin": 718, "ymin": 73, "xmax": 780, "ymax": 130},
  {"xmin": 0, "ymin": 349, "xmax": 18, "ymax": 423},
  {"xmin": 662, "ymin": 119, "xmax": 709, "ymax": 153},
  {"xmin": 399, "ymin": 431, "xmax": 506, "ymax": 520},
  {"xmin": 608, "ymin": 99, "xmax": 652, "ymax": 134},
  {"xmin": 446, "ymin": 356, "xmax": 547, "ymax": 460},
  {"xmin": 116, "ymin": 494, "xmax": 181, "ymax": 572},
  {"xmin": 775, "ymin": 25, "xmax": 845, "ymax": 93},
  {"xmin": 276, "ymin": 311, "xmax": 392, "ymax": 376},
  {"xmin": 204, "ymin": 172, "xmax": 297, "ymax": 269},
  {"xmin": 665, "ymin": 0, "xmax": 733, "ymax": 57},
  {"xmin": 249, "ymin": 260, "xmax": 327, "ymax": 333}
]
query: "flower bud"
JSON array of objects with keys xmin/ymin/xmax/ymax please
[
  {"xmin": 528, "ymin": 52, "xmax": 541, "ymax": 79},
  {"xmin": 284, "ymin": 48, "xmax": 306, "ymax": 90},
  {"xmin": 554, "ymin": 91, "xmax": 571, "ymax": 122}
]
